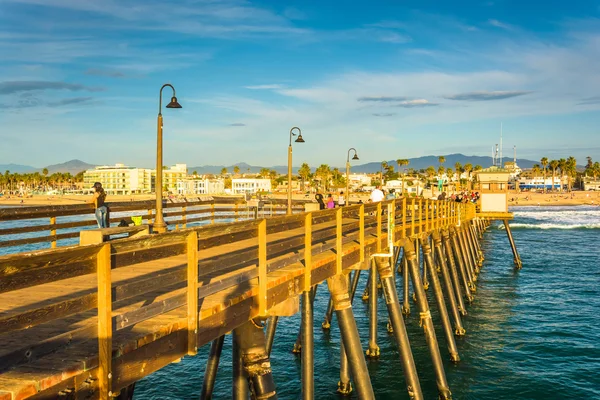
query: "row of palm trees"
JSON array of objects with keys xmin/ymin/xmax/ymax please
[
  {"xmin": 531, "ymin": 156, "xmax": 577, "ymax": 192},
  {"xmin": 0, "ymin": 169, "xmax": 85, "ymax": 193}
]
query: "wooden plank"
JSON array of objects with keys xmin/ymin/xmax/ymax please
[
  {"xmin": 186, "ymin": 231, "xmax": 198, "ymax": 355},
  {"xmin": 258, "ymin": 220, "xmax": 267, "ymax": 315},
  {"xmin": 113, "ymin": 292, "xmax": 186, "ymax": 331},
  {"xmin": 96, "ymin": 243, "xmax": 112, "ymax": 399},
  {"xmin": 304, "ymin": 213, "xmax": 312, "ymax": 291}
]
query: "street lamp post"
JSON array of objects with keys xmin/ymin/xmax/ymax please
[
  {"xmin": 345, "ymin": 148, "xmax": 359, "ymax": 204},
  {"xmin": 154, "ymin": 84, "xmax": 182, "ymax": 233},
  {"xmin": 287, "ymin": 127, "xmax": 304, "ymax": 214}
]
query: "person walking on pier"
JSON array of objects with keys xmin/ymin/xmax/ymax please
[
  {"xmin": 90, "ymin": 182, "xmax": 108, "ymax": 228},
  {"xmin": 370, "ymin": 185, "xmax": 384, "ymax": 202},
  {"xmin": 315, "ymin": 192, "xmax": 325, "ymax": 210}
]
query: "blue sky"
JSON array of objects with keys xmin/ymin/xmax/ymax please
[{"xmin": 1, "ymin": 0, "xmax": 599, "ymax": 168}]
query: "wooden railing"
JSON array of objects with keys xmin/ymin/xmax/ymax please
[
  {"xmin": 0, "ymin": 198, "xmax": 474, "ymax": 398},
  {"xmin": 0, "ymin": 196, "xmax": 307, "ymax": 252}
]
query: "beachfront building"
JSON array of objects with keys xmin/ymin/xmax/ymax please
[
  {"xmin": 583, "ymin": 177, "xmax": 600, "ymax": 191},
  {"xmin": 83, "ymin": 163, "xmax": 188, "ymax": 194},
  {"xmin": 177, "ymin": 178, "xmax": 225, "ymax": 195},
  {"xmin": 517, "ymin": 176, "xmax": 561, "ymax": 190},
  {"xmin": 344, "ymin": 173, "xmax": 372, "ymax": 190},
  {"xmin": 231, "ymin": 178, "xmax": 271, "ymax": 194},
  {"xmin": 83, "ymin": 163, "xmax": 153, "ymax": 195}
]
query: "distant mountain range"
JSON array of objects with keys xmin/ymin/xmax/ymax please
[
  {"xmin": 0, "ymin": 154, "xmax": 565, "ymax": 176},
  {"xmin": 188, "ymin": 154, "xmax": 540, "ymax": 174},
  {"xmin": 0, "ymin": 159, "xmax": 96, "ymax": 175}
]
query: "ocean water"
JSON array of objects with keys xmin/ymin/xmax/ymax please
[{"xmin": 133, "ymin": 206, "xmax": 600, "ymax": 399}]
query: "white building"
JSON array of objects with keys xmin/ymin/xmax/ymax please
[
  {"xmin": 177, "ymin": 178, "xmax": 225, "ymax": 195},
  {"xmin": 83, "ymin": 163, "xmax": 188, "ymax": 195},
  {"xmin": 231, "ymin": 178, "xmax": 271, "ymax": 194},
  {"xmin": 344, "ymin": 173, "xmax": 372, "ymax": 189}
]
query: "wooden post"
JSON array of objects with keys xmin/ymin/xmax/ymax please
[
  {"xmin": 402, "ymin": 197, "xmax": 407, "ymax": 239},
  {"xmin": 50, "ymin": 216, "xmax": 57, "ymax": 248},
  {"xmin": 359, "ymin": 204, "xmax": 365, "ymax": 262},
  {"xmin": 419, "ymin": 198, "xmax": 423, "ymax": 234},
  {"xmin": 258, "ymin": 219, "xmax": 267, "ymax": 315},
  {"xmin": 96, "ymin": 243, "xmax": 113, "ymax": 398},
  {"xmin": 336, "ymin": 207, "xmax": 343, "ymax": 275},
  {"xmin": 304, "ymin": 213, "xmax": 312, "ymax": 291},
  {"xmin": 187, "ymin": 231, "xmax": 198, "ymax": 355},
  {"xmin": 376, "ymin": 202, "xmax": 382, "ymax": 252},
  {"xmin": 411, "ymin": 198, "xmax": 416, "ymax": 237}
]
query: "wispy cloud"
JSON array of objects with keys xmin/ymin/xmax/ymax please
[
  {"xmin": 85, "ymin": 68, "xmax": 126, "ymax": 78},
  {"xmin": 577, "ymin": 96, "xmax": 600, "ymax": 105},
  {"xmin": 47, "ymin": 97, "xmax": 94, "ymax": 107},
  {"xmin": 245, "ymin": 84, "xmax": 285, "ymax": 90},
  {"xmin": 488, "ymin": 19, "xmax": 514, "ymax": 30},
  {"xmin": 443, "ymin": 91, "xmax": 532, "ymax": 101},
  {"xmin": 0, "ymin": 81, "xmax": 103, "ymax": 95},
  {"xmin": 358, "ymin": 96, "xmax": 410, "ymax": 102},
  {"xmin": 378, "ymin": 32, "xmax": 412, "ymax": 44},
  {"xmin": 228, "ymin": 122, "xmax": 246, "ymax": 126},
  {"xmin": 372, "ymin": 113, "xmax": 396, "ymax": 117},
  {"xmin": 395, "ymin": 99, "xmax": 439, "ymax": 108}
]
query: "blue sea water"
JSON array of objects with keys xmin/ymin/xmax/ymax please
[{"xmin": 133, "ymin": 206, "xmax": 600, "ymax": 399}]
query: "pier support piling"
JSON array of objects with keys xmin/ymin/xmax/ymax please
[
  {"xmin": 234, "ymin": 319, "xmax": 278, "ymax": 399},
  {"xmin": 432, "ymin": 231, "xmax": 465, "ymax": 335},
  {"xmin": 442, "ymin": 229, "xmax": 468, "ymax": 315},
  {"xmin": 366, "ymin": 259, "xmax": 380, "ymax": 359},
  {"xmin": 327, "ymin": 273, "xmax": 375, "ymax": 399},
  {"xmin": 503, "ymin": 220, "xmax": 522, "ymax": 269},
  {"xmin": 201, "ymin": 335, "xmax": 225, "ymax": 400},
  {"xmin": 374, "ymin": 256, "xmax": 423, "ymax": 400},
  {"xmin": 293, "ymin": 285, "xmax": 318, "ymax": 353},
  {"xmin": 232, "ymin": 332, "xmax": 249, "ymax": 400},
  {"xmin": 402, "ymin": 251, "xmax": 411, "ymax": 316},
  {"xmin": 301, "ymin": 290, "xmax": 314, "ymax": 399},
  {"xmin": 422, "ymin": 237, "xmax": 460, "ymax": 362},
  {"xmin": 265, "ymin": 316, "xmax": 278, "ymax": 357},
  {"xmin": 404, "ymin": 240, "xmax": 452, "ymax": 399},
  {"xmin": 450, "ymin": 227, "xmax": 475, "ymax": 301}
]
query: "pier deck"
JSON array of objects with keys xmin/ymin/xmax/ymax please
[{"xmin": 0, "ymin": 199, "xmax": 485, "ymax": 399}]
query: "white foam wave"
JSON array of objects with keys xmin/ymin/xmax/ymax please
[
  {"xmin": 498, "ymin": 223, "xmax": 600, "ymax": 230},
  {"xmin": 506, "ymin": 206, "xmax": 600, "ymax": 229}
]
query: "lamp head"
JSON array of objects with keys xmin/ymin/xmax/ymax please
[
  {"xmin": 352, "ymin": 153, "xmax": 359, "ymax": 160},
  {"xmin": 295, "ymin": 134, "xmax": 305, "ymax": 143},
  {"xmin": 166, "ymin": 96, "xmax": 182, "ymax": 109}
]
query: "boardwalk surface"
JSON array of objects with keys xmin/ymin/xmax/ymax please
[{"xmin": 0, "ymin": 200, "xmax": 460, "ymax": 399}]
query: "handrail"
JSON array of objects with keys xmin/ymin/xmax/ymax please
[
  {"xmin": 0, "ymin": 196, "xmax": 307, "ymax": 252},
  {"xmin": 0, "ymin": 197, "xmax": 476, "ymax": 398}
]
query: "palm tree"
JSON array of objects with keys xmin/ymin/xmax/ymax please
[
  {"xmin": 220, "ymin": 167, "xmax": 228, "ymax": 178},
  {"xmin": 233, "ymin": 166, "xmax": 240, "ymax": 177},
  {"xmin": 532, "ymin": 164, "xmax": 541, "ymax": 189},
  {"xmin": 463, "ymin": 163, "xmax": 473, "ymax": 190},
  {"xmin": 259, "ymin": 168, "xmax": 270, "ymax": 179},
  {"xmin": 566, "ymin": 156, "xmax": 577, "ymax": 192},
  {"xmin": 298, "ymin": 163, "xmax": 311, "ymax": 191},
  {"xmin": 549, "ymin": 160, "xmax": 559, "ymax": 191},
  {"xmin": 396, "ymin": 159, "xmax": 409, "ymax": 195},
  {"xmin": 540, "ymin": 157, "xmax": 548, "ymax": 193},
  {"xmin": 557, "ymin": 158, "xmax": 567, "ymax": 192},
  {"xmin": 426, "ymin": 166, "xmax": 436, "ymax": 196},
  {"xmin": 454, "ymin": 162, "xmax": 463, "ymax": 190},
  {"xmin": 438, "ymin": 156, "xmax": 446, "ymax": 169}
]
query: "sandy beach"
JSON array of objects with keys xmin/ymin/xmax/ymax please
[{"xmin": 1, "ymin": 190, "xmax": 599, "ymax": 208}]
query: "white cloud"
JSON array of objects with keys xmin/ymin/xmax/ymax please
[{"xmin": 244, "ymin": 84, "xmax": 285, "ymax": 90}]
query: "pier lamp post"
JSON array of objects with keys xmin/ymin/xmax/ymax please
[
  {"xmin": 345, "ymin": 148, "xmax": 359, "ymax": 204},
  {"xmin": 287, "ymin": 127, "xmax": 304, "ymax": 215},
  {"xmin": 380, "ymin": 161, "xmax": 386, "ymax": 187},
  {"xmin": 154, "ymin": 83, "xmax": 182, "ymax": 233}
]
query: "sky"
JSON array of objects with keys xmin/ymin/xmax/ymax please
[{"xmin": 1, "ymin": 0, "xmax": 599, "ymax": 169}]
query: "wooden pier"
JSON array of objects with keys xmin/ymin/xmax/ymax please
[{"xmin": 0, "ymin": 197, "xmax": 516, "ymax": 399}]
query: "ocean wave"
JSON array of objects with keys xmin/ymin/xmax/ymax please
[
  {"xmin": 497, "ymin": 223, "xmax": 600, "ymax": 230},
  {"xmin": 511, "ymin": 207, "xmax": 600, "ymax": 228}
]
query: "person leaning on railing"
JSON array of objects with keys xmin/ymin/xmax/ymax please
[{"xmin": 89, "ymin": 182, "xmax": 108, "ymax": 228}]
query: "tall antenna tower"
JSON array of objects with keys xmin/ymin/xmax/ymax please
[{"xmin": 500, "ymin": 122, "xmax": 503, "ymax": 169}]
